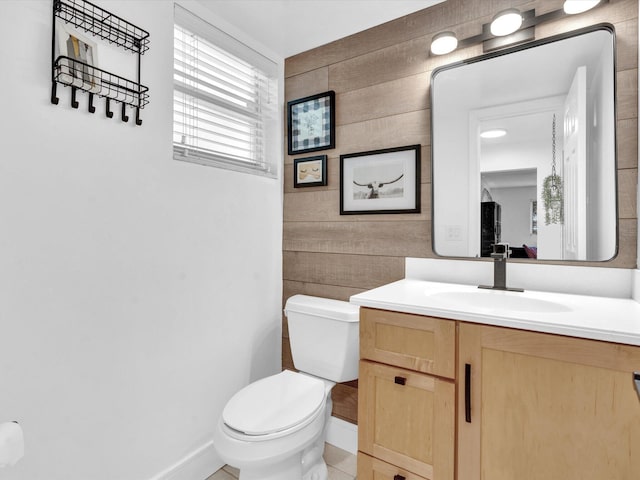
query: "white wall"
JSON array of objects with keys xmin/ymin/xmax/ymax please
[{"xmin": 0, "ymin": 2, "xmax": 283, "ymax": 479}]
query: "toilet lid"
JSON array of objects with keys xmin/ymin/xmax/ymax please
[{"xmin": 222, "ymin": 370, "xmax": 326, "ymax": 436}]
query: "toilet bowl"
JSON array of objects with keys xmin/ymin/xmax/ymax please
[{"xmin": 213, "ymin": 295, "xmax": 359, "ymax": 480}]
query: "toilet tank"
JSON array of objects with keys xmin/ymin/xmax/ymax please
[{"xmin": 284, "ymin": 295, "xmax": 360, "ymax": 383}]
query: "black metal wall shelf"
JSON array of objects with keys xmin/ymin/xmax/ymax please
[{"xmin": 50, "ymin": 0, "xmax": 149, "ymax": 125}]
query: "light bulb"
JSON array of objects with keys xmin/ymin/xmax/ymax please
[
  {"xmin": 563, "ymin": 0, "xmax": 601, "ymax": 14},
  {"xmin": 490, "ymin": 9, "xmax": 523, "ymax": 37},
  {"xmin": 430, "ymin": 31, "xmax": 458, "ymax": 55}
]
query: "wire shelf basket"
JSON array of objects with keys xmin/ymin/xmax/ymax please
[
  {"xmin": 53, "ymin": 56, "xmax": 149, "ymax": 107},
  {"xmin": 53, "ymin": 0, "xmax": 149, "ymax": 54},
  {"xmin": 51, "ymin": 0, "xmax": 149, "ymax": 125}
]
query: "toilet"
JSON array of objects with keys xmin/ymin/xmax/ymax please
[{"xmin": 213, "ymin": 295, "xmax": 360, "ymax": 480}]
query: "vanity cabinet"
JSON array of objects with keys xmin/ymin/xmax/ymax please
[
  {"xmin": 458, "ymin": 323, "xmax": 640, "ymax": 480},
  {"xmin": 357, "ymin": 308, "xmax": 456, "ymax": 480},
  {"xmin": 357, "ymin": 306, "xmax": 640, "ymax": 480}
]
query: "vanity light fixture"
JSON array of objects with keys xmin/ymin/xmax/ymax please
[
  {"xmin": 428, "ymin": 0, "xmax": 608, "ymax": 56},
  {"xmin": 563, "ymin": 0, "xmax": 601, "ymax": 14},
  {"xmin": 490, "ymin": 9, "xmax": 523, "ymax": 37},
  {"xmin": 430, "ymin": 31, "xmax": 458, "ymax": 55},
  {"xmin": 480, "ymin": 129, "xmax": 507, "ymax": 139}
]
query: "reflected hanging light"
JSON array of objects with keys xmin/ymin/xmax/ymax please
[
  {"xmin": 480, "ymin": 129, "xmax": 507, "ymax": 139},
  {"xmin": 490, "ymin": 9, "xmax": 523, "ymax": 36}
]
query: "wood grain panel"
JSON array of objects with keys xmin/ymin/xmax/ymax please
[
  {"xmin": 282, "ymin": 280, "xmax": 366, "ymax": 303},
  {"xmin": 618, "ymin": 168, "xmax": 638, "ymax": 219},
  {"xmin": 284, "ymin": 67, "xmax": 329, "ymax": 103},
  {"xmin": 331, "ymin": 382, "xmax": 358, "ymax": 424},
  {"xmin": 617, "ymin": 117, "xmax": 638, "ymax": 169},
  {"xmin": 336, "ymin": 72, "xmax": 430, "ymax": 126},
  {"xmin": 615, "ymin": 17, "xmax": 639, "ymax": 72},
  {"xmin": 329, "ymin": 37, "xmax": 431, "ymax": 94},
  {"xmin": 617, "ymin": 68, "xmax": 638, "ymax": 121},
  {"xmin": 336, "ymin": 110, "xmax": 430, "ymax": 156},
  {"xmin": 283, "ymin": 185, "xmax": 432, "ymax": 222},
  {"xmin": 282, "ymin": 336, "xmax": 294, "ymax": 370},
  {"xmin": 283, "ymin": 221, "xmax": 430, "ymax": 257},
  {"xmin": 283, "ymin": 251, "xmax": 405, "ymax": 289}
]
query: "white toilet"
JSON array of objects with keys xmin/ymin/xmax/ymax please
[{"xmin": 213, "ymin": 295, "xmax": 360, "ymax": 480}]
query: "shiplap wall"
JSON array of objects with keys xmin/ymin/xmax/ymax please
[{"xmin": 283, "ymin": 0, "xmax": 638, "ymax": 425}]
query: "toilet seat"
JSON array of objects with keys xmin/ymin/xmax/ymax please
[{"xmin": 222, "ymin": 370, "xmax": 326, "ymax": 441}]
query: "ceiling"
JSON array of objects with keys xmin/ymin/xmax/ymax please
[{"xmin": 197, "ymin": 0, "xmax": 445, "ymax": 58}]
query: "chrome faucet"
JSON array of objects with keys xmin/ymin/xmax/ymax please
[{"xmin": 479, "ymin": 244, "xmax": 523, "ymax": 292}]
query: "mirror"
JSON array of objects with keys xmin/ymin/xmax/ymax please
[{"xmin": 431, "ymin": 26, "xmax": 617, "ymax": 261}]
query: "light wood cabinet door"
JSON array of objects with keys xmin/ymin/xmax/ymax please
[
  {"xmin": 358, "ymin": 360, "xmax": 455, "ymax": 480},
  {"xmin": 458, "ymin": 323, "xmax": 640, "ymax": 480},
  {"xmin": 358, "ymin": 452, "xmax": 428, "ymax": 480},
  {"xmin": 360, "ymin": 307, "xmax": 456, "ymax": 379}
]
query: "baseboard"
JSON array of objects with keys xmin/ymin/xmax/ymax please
[
  {"xmin": 325, "ymin": 416, "xmax": 358, "ymax": 455},
  {"xmin": 149, "ymin": 439, "xmax": 223, "ymax": 480},
  {"xmin": 149, "ymin": 417, "xmax": 357, "ymax": 480}
]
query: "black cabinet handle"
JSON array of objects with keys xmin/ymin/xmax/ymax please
[
  {"xmin": 394, "ymin": 475, "xmax": 406, "ymax": 480},
  {"xmin": 634, "ymin": 372, "xmax": 640, "ymax": 401},
  {"xmin": 465, "ymin": 363, "xmax": 472, "ymax": 423},
  {"xmin": 394, "ymin": 376, "xmax": 406, "ymax": 385}
]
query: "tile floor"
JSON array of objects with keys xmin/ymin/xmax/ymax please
[{"xmin": 206, "ymin": 443, "xmax": 357, "ymax": 480}]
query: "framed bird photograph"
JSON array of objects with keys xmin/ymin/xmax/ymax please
[{"xmin": 340, "ymin": 145, "xmax": 421, "ymax": 215}]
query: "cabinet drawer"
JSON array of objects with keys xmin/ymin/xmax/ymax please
[
  {"xmin": 360, "ymin": 307, "xmax": 455, "ymax": 379},
  {"xmin": 358, "ymin": 452, "xmax": 428, "ymax": 480},
  {"xmin": 358, "ymin": 360, "xmax": 455, "ymax": 480}
]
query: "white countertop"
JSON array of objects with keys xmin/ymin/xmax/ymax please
[{"xmin": 350, "ymin": 279, "xmax": 640, "ymax": 346}]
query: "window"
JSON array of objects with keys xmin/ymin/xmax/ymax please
[{"xmin": 173, "ymin": 5, "xmax": 279, "ymax": 177}]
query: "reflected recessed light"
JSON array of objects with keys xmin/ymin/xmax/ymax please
[
  {"xmin": 480, "ymin": 129, "xmax": 507, "ymax": 139},
  {"xmin": 563, "ymin": 0, "xmax": 601, "ymax": 14},
  {"xmin": 430, "ymin": 31, "xmax": 458, "ymax": 55},
  {"xmin": 490, "ymin": 9, "xmax": 523, "ymax": 37}
]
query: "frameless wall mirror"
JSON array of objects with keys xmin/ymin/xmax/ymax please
[{"xmin": 431, "ymin": 25, "xmax": 617, "ymax": 261}]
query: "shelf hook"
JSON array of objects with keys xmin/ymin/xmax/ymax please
[
  {"xmin": 121, "ymin": 103, "xmax": 129, "ymax": 123},
  {"xmin": 51, "ymin": 82, "xmax": 59, "ymax": 105},
  {"xmin": 105, "ymin": 98, "xmax": 113, "ymax": 118},
  {"xmin": 135, "ymin": 107, "xmax": 142, "ymax": 126},
  {"xmin": 71, "ymin": 87, "xmax": 79, "ymax": 109},
  {"xmin": 88, "ymin": 93, "xmax": 96, "ymax": 114}
]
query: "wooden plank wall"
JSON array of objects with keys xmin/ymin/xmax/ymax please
[{"xmin": 283, "ymin": 0, "xmax": 638, "ymax": 425}]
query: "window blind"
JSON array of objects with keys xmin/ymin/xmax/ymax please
[{"xmin": 173, "ymin": 5, "xmax": 278, "ymax": 177}]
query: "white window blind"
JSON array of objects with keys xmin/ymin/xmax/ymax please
[{"xmin": 173, "ymin": 5, "xmax": 278, "ymax": 177}]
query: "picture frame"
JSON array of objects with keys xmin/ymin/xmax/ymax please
[
  {"xmin": 287, "ymin": 91, "xmax": 335, "ymax": 155},
  {"xmin": 293, "ymin": 155, "xmax": 327, "ymax": 188},
  {"xmin": 55, "ymin": 21, "xmax": 100, "ymax": 92},
  {"xmin": 340, "ymin": 145, "xmax": 421, "ymax": 215}
]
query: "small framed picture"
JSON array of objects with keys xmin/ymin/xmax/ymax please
[
  {"xmin": 55, "ymin": 21, "xmax": 100, "ymax": 92},
  {"xmin": 294, "ymin": 155, "xmax": 327, "ymax": 188},
  {"xmin": 340, "ymin": 145, "xmax": 421, "ymax": 215},
  {"xmin": 287, "ymin": 91, "xmax": 335, "ymax": 155}
]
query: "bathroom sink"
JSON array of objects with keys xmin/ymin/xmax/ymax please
[{"xmin": 425, "ymin": 290, "xmax": 572, "ymax": 313}]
